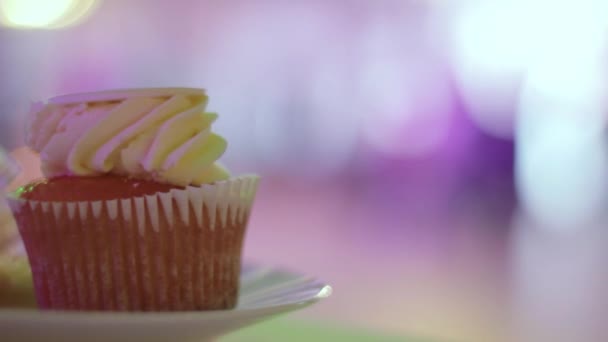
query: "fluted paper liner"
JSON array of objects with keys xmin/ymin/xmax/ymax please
[{"xmin": 8, "ymin": 175, "xmax": 259, "ymax": 311}]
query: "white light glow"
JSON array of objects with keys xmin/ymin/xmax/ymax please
[
  {"xmin": 515, "ymin": 18, "xmax": 608, "ymax": 230},
  {"xmin": 447, "ymin": 0, "xmax": 529, "ymax": 139},
  {"xmin": 516, "ymin": 110, "xmax": 608, "ymax": 230},
  {"xmin": 452, "ymin": 0, "xmax": 606, "ymax": 77},
  {"xmin": 0, "ymin": 0, "xmax": 97, "ymax": 29},
  {"xmin": 453, "ymin": 0, "xmax": 533, "ymax": 72},
  {"xmin": 449, "ymin": 0, "xmax": 608, "ymax": 139}
]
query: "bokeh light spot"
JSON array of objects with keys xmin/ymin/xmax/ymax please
[{"xmin": 0, "ymin": 0, "xmax": 97, "ymax": 29}]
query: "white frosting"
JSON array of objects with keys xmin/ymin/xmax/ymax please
[
  {"xmin": 27, "ymin": 88, "xmax": 230, "ymax": 186},
  {"xmin": 49, "ymin": 88, "xmax": 210, "ymax": 104}
]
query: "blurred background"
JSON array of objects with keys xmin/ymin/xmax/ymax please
[{"xmin": 2, "ymin": 0, "xmax": 608, "ymax": 341}]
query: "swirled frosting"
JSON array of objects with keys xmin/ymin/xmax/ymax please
[{"xmin": 26, "ymin": 88, "xmax": 230, "ymax": 186}]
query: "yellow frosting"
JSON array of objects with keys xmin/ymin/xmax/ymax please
[{"xmin": 26, "ymin": 88, "xmax": 230, "ymax": 186}]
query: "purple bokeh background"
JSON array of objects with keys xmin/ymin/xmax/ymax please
[{"xmin": 2, "ymin": 1, "xmax": 608, "ymax": 340}]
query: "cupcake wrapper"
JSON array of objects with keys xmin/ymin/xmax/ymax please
[{"xmin": 8, "ymin": 175, "xmax": 259, "ymax": 311}]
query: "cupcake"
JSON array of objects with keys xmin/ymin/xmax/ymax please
[
  {"xmin": 0, "ymin": 198, "xmax": 18, "ymax": 254},
  {"xmin": 0, "ymin": 255, "xmax": 36, "ymax": 308},
  {"xmin": 7, "ymin": 88, "xmax": 259, "ymax": 311},
  {"xmin": 0, "ymin": 146, "xmax": 21, "ymax": 255}
]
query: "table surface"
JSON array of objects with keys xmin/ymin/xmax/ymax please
[
  {"xmin": 240, "ymin": 180, "xmax": 509, "ymax": 341},
  {"xmin": 6, "ymin": 148, "xmax": 603, "ymax": 341},
  {"xmin": 222, "ymin": 317, "xmax": 428, "ymax": 342}
]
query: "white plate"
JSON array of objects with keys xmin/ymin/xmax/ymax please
[{"xmin": 0, "ymin": 263, "xmax": 332, "ymax": 342}]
